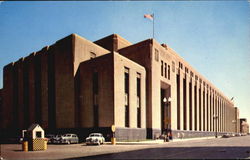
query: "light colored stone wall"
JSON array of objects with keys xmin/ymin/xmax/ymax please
[
  {"xmin": 78, "ymin": 52, "xmax": 146, "ymax": 129},
  {"xmin": 73, "ymin": 34, "xmax": 110, "ymax": 75},
  {"xmin": 114, "ymin": 52, "xmax": 146, "ymax": 129},
  {"xmin": 118, "ymin": 40, "xmax": 152, "ymax": 130}
]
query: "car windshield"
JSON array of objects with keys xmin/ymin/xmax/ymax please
[
  {"xmin": 66, "ymin": 135, "xmax": 71, "ymax": 137},
  {"xmin": 90, "ymin": 134, "xmax": 101, "ymax": 137}
]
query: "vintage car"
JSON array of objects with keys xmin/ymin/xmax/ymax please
[
  {"xmin": 86, "ymin": 133, "xmax": 105, "ymax": 145},
  {"xmin": 59, "ymin": 134, "xmax": 79, "ymax": 144},
  {"xmin": 52, "ymin": 134, "xmax": 63, "ymax": 144},
  {"xmin": 45, "ymin": 134, "xmax": 55, "ymax": 143}
]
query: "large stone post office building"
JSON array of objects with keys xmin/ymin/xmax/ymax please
[{"xmin": 0, "ymin": 33, "xmax": 240, "ymax": 140}]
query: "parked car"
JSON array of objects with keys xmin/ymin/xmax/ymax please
[
  {"xmin": 222, "ymin": 134, "xmax": 230, "ymax": 138},
  {"xmin": 86, "ymin": 133, "xmax": 105, "ymax": 145},
  {"xmin": 45, "ymin": 134, "xmax": 55, "ymax": 143},
  {"xmin": 59, "ymin": 134, "xmax": 79, "ymax": 144},
  {"xmin": 235, "ymin": 133, "xmax": 241, "ymax": 137},
  {"xmin": 52, "ymin": 134, "xmax": 63, "ymax": 144}
]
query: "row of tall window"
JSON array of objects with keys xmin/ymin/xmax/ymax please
[
  {"xmin": 161, "ymin": 60, "xmax": 170, "ymax": 80},
  {"xmin": 177, "ymin": 75, "xmax": 229, "ymax": 132},
  {"xmin": 124, "ymin": 67, "xmax": 142, "ymax": 128}
]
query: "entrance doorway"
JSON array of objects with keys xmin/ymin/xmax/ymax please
[{"xmin": 161, "ymin": 82, "xmax": 171, "ymax": 134}]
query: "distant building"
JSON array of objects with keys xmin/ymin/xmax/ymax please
[
  {"xmin": 240, "ymin": 118, "xmax": 249, "ymax": 134},
  {"xmin": 0, "ymin": 33, "xmax": 239, "ymax": 140}
]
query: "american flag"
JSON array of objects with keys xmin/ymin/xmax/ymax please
[{"xmin": 144, "ymin": 14, "xmax": 154, "ymax": 21}]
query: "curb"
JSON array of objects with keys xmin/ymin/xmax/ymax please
[{"xmin": 171, "ymin": 136, "xmax": 220, "ymax": 142}]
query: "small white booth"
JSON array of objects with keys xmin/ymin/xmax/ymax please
[{"xmin": 22, "ymin": 124, "xmax": 47, "ymax": 151}]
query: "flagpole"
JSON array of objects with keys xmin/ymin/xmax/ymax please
[{"xmin": 153, "ymin": 13, "xmax": 154, "ymax": 39}]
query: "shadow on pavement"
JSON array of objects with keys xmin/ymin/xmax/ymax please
[
  {"xmin": 65, "ymin": 146, "xmax": 250, "ymax": 159},
  {"xmin": 13, "ymin": 150, "xmax": 23, "ymax": 152}
]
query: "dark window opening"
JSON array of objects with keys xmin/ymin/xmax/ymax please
[
  {"xmin": 177, "ymin": 74, "xmax": 180, "ymax": 130},
  {"xmin": 199, "ymin": 88, "xmax": 201, "ymax": 131},
  {"xmin": 161, "ymin": 61, "xmax": 163, "ymax": 76},
  {"xmin": 125, "ymin": 68, "xmax": 129, "ymax": 127},
  {"xmin": 206, "ymin": 93, "xmax": 209, "ymax": 131},
  {"xmin": 210, "ymin": 94, "xmax": 212, "ymax": 131},
  {"xmin": 190, "ymin": 71, "xmax": 194, "ymax": 77},
  {"xmin": 36, "ymin": 131, "xmax": 42, "ymax": 138},
  {"xmin": 212, "ymin": 95, "xmax": 214, "ymax": 131},
  {"xmin": 203, "ymin": 90, "xmax": 205, "ymax": 131},
  {"xmin": 137, "ymin": 73, "xmax": 141, "ymax": 128},
  {"xmin": 189, "ymin": 82, "xmax": 192, "ymax": 130},
  {"xmin": 168, "ymin": 65, "xmax": 170, "ymax": 80},
  {"xmin": 164, "ymin": 63, "xmax": 167, "ymax": 78},
  {"xmin": 183, "ymin": 78, "xmax": 187, "ymax": 130},
  {"xmin": 194, "ymin": 85, "xmax": 197, "ymax": 131}
]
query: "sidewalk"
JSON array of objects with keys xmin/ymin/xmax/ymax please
[
  {"xmin": 107, "ymin": 136, "xmax": 220, "ymax": 145},
  {"xmin": 171, "ymin": 136, "xmax": 220, "ymax": 142},
  {"xmin": 106, "ymin": 139, "xmax": 164, "ymax": 145}
]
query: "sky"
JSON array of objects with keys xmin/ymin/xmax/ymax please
[{"xmin": 0, "ymin": 1, "xmax": 249, "ymax": 123}]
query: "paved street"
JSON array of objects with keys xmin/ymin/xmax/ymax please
[{"xmin": 1, "ymin": 136, "xmax": 250, "ymax": 159}]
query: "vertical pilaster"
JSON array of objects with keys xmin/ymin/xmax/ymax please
[
  {"xmin": 28, "ymin": 53, "xmax": 36, "ymax": 124},
  {"xmin": 220, "ymin": 98, "xmax": 222, "ymax": 132},
  {"xmin": 224, "ymin": 101, "xmax": 226, "ymax": 132},
  {"xmin": 217, "ymin": 95, "xmax": 219, "ymax": 132},
  {"xmin": 203, "ymin": 85, "xmax": 207, "ymax": 131},
  {"xmin": 211, "ymin": 90, "xmax": 214, "ymax": 132},
  {"xmin": 17, "ymin": 59, "xmax": 24, "ymax": 129},
  {"xmin": 221, "ymin": 98, "xmax": 225, "ymax": 132},
  {"xmin": 207, "ymin": 87, "xmax": 210, "ymax": 131},
  {"xmin": 225, "ymin": 101, "xmax": 227, "ymax": 132},
  {"xmin": 179, "ymin": 72, "xmax": 184, "ymax": 130},
  {"xmin": 40, "ymin": 47, "xmax": 49, "ymax": 129},
  {"xmin": 197, "ymin": 82, "xmax": 200, "ymax": 131},
  {"xmin": 226, "ymin": 102, "xmax": 228, "ymax": 132},
  {"xmin": 2, "ymin": 63, "xmax": 14, "ymax": 129},
  {"xmin": 217, "ymin": 97, "xmax": 220, "ymax": 132},
  {"xmin": 215, "ymin": 93, "xmax": 218, "ymax": 132},
  {"xmin": 186, "ymin": 75, "xmax": 190, "ymax": 131},
  {"xmin": 200, "ymin": 83, "xmax": 204, "ymax": 131}
]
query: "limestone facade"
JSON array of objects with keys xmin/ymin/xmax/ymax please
[{"xmin": 0, "ymin": 33, "xmax": 240, "ymax": 140}]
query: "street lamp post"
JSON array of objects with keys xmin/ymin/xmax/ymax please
[
  {"xmin": 163, "ymin": 97, "xmax": 171, "ymax": 130},
  {"xmin": 213, "ymin": 114, "xmax": 218, "ymax": 138},
  {"xmin": 163, "ymin": 97, "xmax": 171, "ymax": 142}
]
